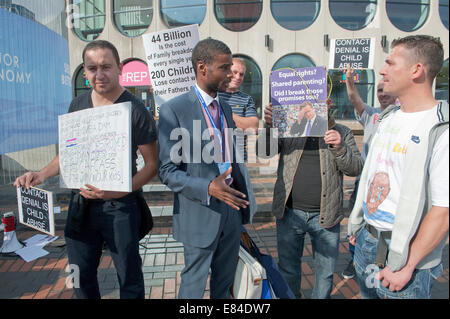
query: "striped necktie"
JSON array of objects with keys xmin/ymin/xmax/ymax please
[{"xmin": 209, "ymin": 100, "xmax": 220, "ymax": 128}]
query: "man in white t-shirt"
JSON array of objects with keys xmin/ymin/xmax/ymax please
[
  {"xmin": 348, "ymin": 35, "xmax": 449, "ymax": 299},
  {"xmin": 342, "ymin": 65, "xmax": 397, "ymax": 279},
  {"xmin": 345, "ymin": 64, "xmax": 398, "ymax": 161}
]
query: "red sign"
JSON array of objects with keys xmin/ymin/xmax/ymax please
[{"xmin": 120, "ymin": 60, "xmax": 151, "ymax": 87}]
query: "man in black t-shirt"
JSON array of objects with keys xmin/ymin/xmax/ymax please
[{"xmin": 14, "ymin": 40, "xmax": 158, "ymax": 299}]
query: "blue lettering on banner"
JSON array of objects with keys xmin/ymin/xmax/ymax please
[{"xmin": 0, "ymin": 8, "xmax": 71, "ymax": 154}]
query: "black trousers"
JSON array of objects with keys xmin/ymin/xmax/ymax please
[{"xmin": 65, "ymin": 194, "xmax": 144, "ymax": 299}]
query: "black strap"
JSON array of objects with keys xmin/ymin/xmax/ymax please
[{"xmin": 366, "ymin": 224, "xmax": 392, "ymax": 268}]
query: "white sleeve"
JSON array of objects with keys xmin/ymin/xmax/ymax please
[{"xmin": 429, "ymin": 128, "xmax": 449, "ymax": 207}]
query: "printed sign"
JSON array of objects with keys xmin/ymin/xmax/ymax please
[
  {"xmin": 270, "ymin": 66, "xmax": 328, "ymax": 138},
  {"xmin": 17, "ymin": 186, "xmax": 54, "ymax": 236},
  {"xmin": 58, "ymin": 102, "xmax": 132, "ymax": 192},
  {"xmin": 329, "ymin": 38, "xmax": 375, "ymax": 69},
  {"xmin": 120, "ymin": 60, "xmax": 152, "ymax": 87},
  {"xmin": 142, "ymin": 24, "xmax": 200, "ymax": 116}
]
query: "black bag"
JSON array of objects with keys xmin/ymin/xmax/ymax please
[{"xmin": 136, "ymin": 192, "xmax": 153, "ymax": 240}]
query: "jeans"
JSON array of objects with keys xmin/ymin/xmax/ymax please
[
  {"xmin": 276, "ymin": 207, "xmax": 340, "ymax": 299},
  {"xmin": 65, "ymin": 195, "xmax": 145, "ymax": 299},
  {"xmin": 349, "ymin": 242, "xmax": 355, "ymax": 260},
  {"xmin": 354, "ymin": 226, "xmax": 443, "ymax": 299},
  {"xmin": 348, "ymin": 178, "xmax": 359, "ymax": 262}
]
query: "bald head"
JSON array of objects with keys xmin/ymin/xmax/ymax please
[{"xmin": 377, "ymin": 81, "xmax": 397, "ymax": 109}]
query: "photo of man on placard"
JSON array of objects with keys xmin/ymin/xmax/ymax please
[{"xmin": 290, "ymin": 102, "xmax": 328, "ymax": 137}]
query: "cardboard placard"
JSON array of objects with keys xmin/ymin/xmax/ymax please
[
  {"xmin": 329, "ymin": 38, "xmax": 375, "ymax": 69},
  {"xmin": 17, "ymin": 186, "xmax": 54, "ymax": 236},
  {"xmin": 58, "ymin": 102, "xmax": 132, "ymax": 192},
  {"xmin": 270, "ymin": 66, "xmax": 328, "ymax": 138},
  {"xmin": 142, "ymin": 24, "xmax": 200, "ymax": 116}
]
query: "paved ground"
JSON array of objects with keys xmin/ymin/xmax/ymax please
[
  {"xmin": 0, "ymin": 219, "xmax": 448, "ymax": 299},
  {"xmin": 1, "ymin": 135, "xmax": 448, "ymax": 299}
]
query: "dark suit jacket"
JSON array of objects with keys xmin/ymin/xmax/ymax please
[
  {"xmin": 158, "ymin": 88, "xmax": 256, "ymax": 248},
  {"xmin": 290, "ymin": 115, "xmax": 328, "ymax": 137}
]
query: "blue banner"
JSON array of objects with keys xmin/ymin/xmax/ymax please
[{"xmin": 0, "ymin": 8, "xmax": 71, "ymax": 154}]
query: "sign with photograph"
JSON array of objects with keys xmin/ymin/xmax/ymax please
[{"xmin": 270, "ymin": 66, "xmax": 328, "ymax": 138}]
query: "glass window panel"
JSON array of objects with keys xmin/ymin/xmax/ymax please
[
  {"xmin": 328, "ymin": 69, "xmax": 375, "ymax": 120},
  {"xmin": 435, "ymin": 59, "xmax": 449, "ymax": 102},
  {"xmin": 215, "ymin": 0, "xmax": 263, "ymax": 32},
  {"xmin": 271, "ymin": 0, "xmax": 320, "ymax": 31},
  {"xmin": 113, "ymin": 0, "xmax": 153, "ymax": 37},
  {"xmin": 74, "ymin": 65, "xmax": 91, "ymax": 97},
  {"xmin": 233, "ymin": 55, "xmax": 263, "ymax": 117},
  {"xmin": 272, "ymin": 53, "xmax": 315, "ymax": 71},
  {"xmin": 386, "ymin": 0, "xmax": 429, "ymax": 32},
  {"xmin": 329, "ymin": 0, "xmax": 377, "ymax": 30},
  {"xmin": 70, "ymin": 0, "xmax": 106, "ymax": 41},
  {"xmin": 439, "ymin": 0, "xmax": 449, "ymax": 30},
  {"xmin": 0, "ymin": 0, "xmax": 72, "ymax": 164},
  {"xmin": 160, "ymin": 0, "xmax": 206, "ymax": 28},
  {"xmin": 1, "ymin": 0, "xmax": 68, "ymax": 38}
]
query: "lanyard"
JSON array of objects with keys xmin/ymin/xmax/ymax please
[{"xmin": 194, "ymin": 86, "xmax": 225, "ymax": 153}]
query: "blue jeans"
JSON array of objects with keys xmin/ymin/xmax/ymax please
[
  {"xmin": 276, "ymin": 208, "xmax": 340, "ymax": 299},
  {"xmin": 354, "ymin": 226, "xmax": 443, "ymax": 299}
]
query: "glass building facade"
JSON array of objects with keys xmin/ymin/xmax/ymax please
[
  {"xmin": 1, "ymin": 0, "xmax": 448, "ymax": 186},
  {"xmin": 329, "ymin": 0, "xmax": 377, "ymax": 30},
  {"xmin": 271, "ymin": 0, "xmax": 320, "ymax": 31},
  {"xmin": 234, "ymin": 54, "xmax": 263, "ymax": 117},
  {"xmin": 160, "ymin": 0, "xmax": 207, "ymax": 28},
  {"xmin": 67, "ymin": 0, "xmax": 448, "ymax": 123},
  {"xmin": 440, "ymin": 0, "xmax": 449, "ymax": 30},
  {"xmin": 386, "ymin": 0, "xmax": 429, "ymax": 32},
  {"xmin": 1, "ymin": 0, "xmax": 71, "ymax": 184},
  {"xmin": 113, "ymin": 0, "xmax": 153, "ymax": 37},
  {"xmin": 215, "ymin": 0, "xmax": 263, "ymax": 31},
  {"xmin": 436, "ymin": 59, "xmax": 449, "ymax": 102},
  {"xmin": 69, "ymin": 0, "xmax": 106, "ymax": 41}
]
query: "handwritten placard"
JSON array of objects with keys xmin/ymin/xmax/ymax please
[
  {"xmin": 17, "ymin": 186, "xmax": 54, "ymax": 236},
  {"xmin": 58, "ymin": 102, "xmax": 132, "ymax": 192},
  {"xmin": 142, "ymin": 24, "xmax": 200, "ymax": 116}
]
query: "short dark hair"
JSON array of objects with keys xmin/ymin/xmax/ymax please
[
  {"xmin": 391, "ymin": 35, "xmax": 444, "ymax": 82},
  {"xmin": 191, "ymin": 38, "xmax": 231, "ymax": 75},
  {"xmin": 82, "ymin": 40, "xmax": 121, "ymax": 66}
]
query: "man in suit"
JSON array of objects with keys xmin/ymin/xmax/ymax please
[
  {"xmin": 290, "ymin": 102, "xmax": 327, "ymax": 137},
  {"xmin": 158, "ymin": 38, "xmax": 256, "ymax": 299}
]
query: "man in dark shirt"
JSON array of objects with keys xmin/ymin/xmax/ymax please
[{"xmin": 14, "ymin": 40, "xmax": 158, "ymax": 299}]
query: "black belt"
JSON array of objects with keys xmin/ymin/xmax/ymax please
[{"xmin": 365, "ymin": 224, "xmax": 392, "ymax": 268}]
